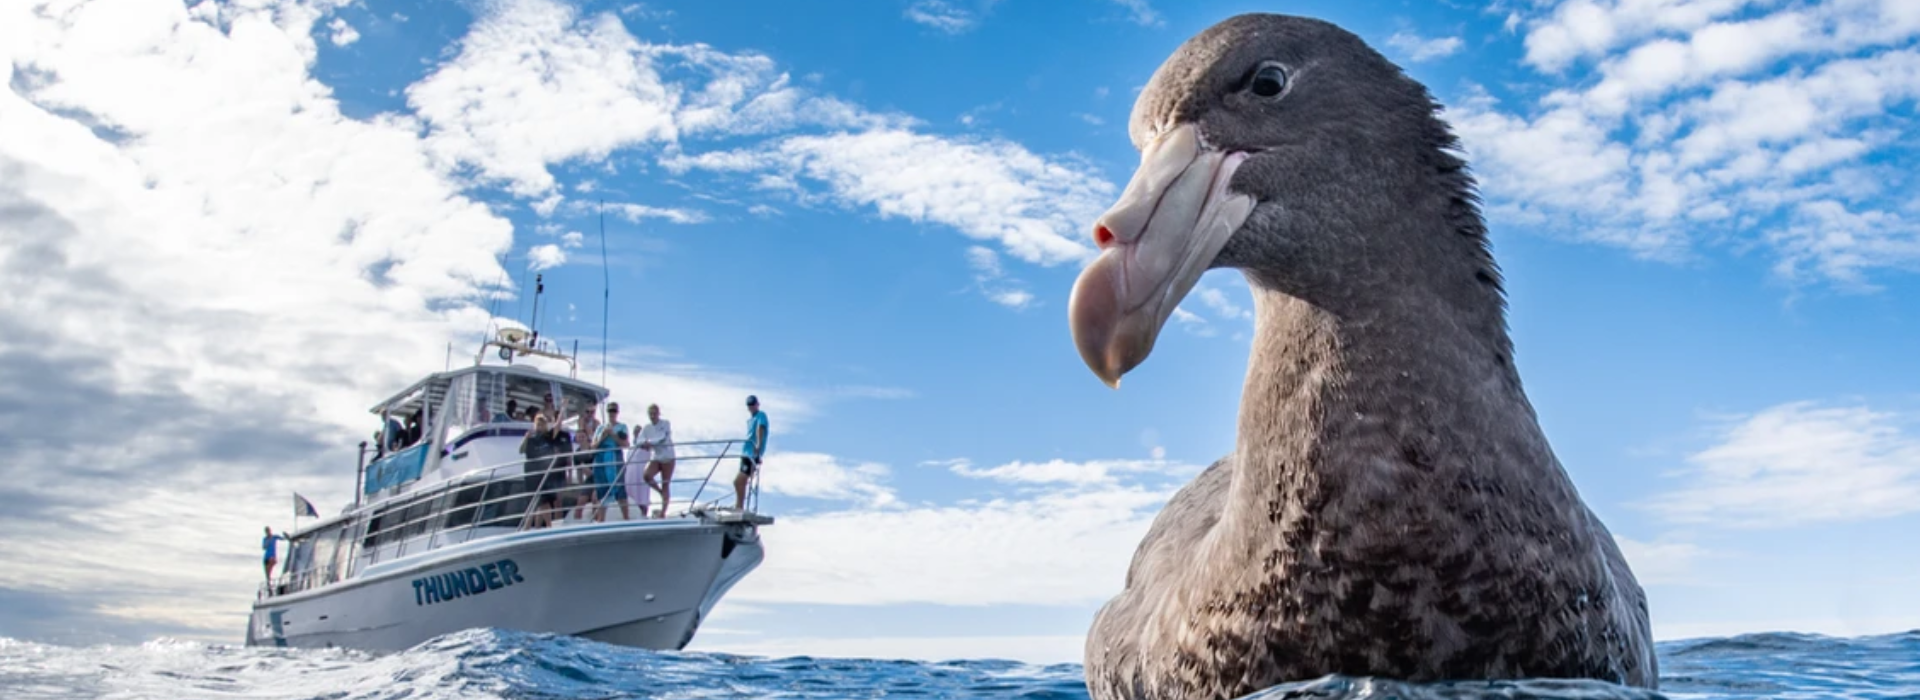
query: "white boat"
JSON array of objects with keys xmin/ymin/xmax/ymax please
[{"xmin": 246, "ymin": 328, "xmax": 772, "ymax": 652}]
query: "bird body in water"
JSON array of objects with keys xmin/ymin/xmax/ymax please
[{"xmin": 1067, "ymin": 14, "xmax": 1656, "ymax": 700}]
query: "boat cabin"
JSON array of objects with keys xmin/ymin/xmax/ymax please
[
  {"xmin": 363, "ymin": 364, "xmax": 608, "ymax": 499},
  {"xmin": 271, "ymin": 362, "xmax": 610, "ymax": 597}
]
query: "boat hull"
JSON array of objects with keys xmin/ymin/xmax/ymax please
[{"xmin": 246, "ymin": 520, "xmax": 762, "ymax": 652}]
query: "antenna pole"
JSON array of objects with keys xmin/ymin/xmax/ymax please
[
  {"xmin": 530, "ymin": 273, "xmax": 545, "ymax": 350},
  {"xmin": 599, "ymin": 199, "xmax": 610, "ymax": 386}
]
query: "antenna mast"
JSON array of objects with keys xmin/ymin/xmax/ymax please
[{"xmin": 599, "ymin": 199, "xmax": 610, "ymax": 387}]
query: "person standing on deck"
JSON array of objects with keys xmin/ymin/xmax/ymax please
[
  {"xmin": 592, "ymin": 402, "xmax": 631, "ymax": 522},
  {"xmin": 635, "ymin": 404, "xmax": 675, "ymax": 518},
  {"xmin": 261, "ymin": 526, "xmax": 287, "ymax": 585},
  {"xmin": 734, "ymin": 395, "xmax": 768, "ymax": 511},
  {"xmin": 569, "ymin": 404, "xmax": 598, "ymax": 522},
  {"xmin": 518, "ymin": 411, "xmax": 565, "ymax": 528}
]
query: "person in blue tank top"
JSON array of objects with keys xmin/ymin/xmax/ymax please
[
  {"xmin": 591, "ymin": 402, "xmax": 631, "ymax": 522},
  {"xmin": 261, "ymin": 526, "xmax": 287, "ymax": 585},
  {"xmin": 734, "ymin": 395, "xmax": 769, "ymax": 511}
]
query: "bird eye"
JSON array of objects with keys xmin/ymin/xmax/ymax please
[{"xmin": 1247, "ymin": 63, "xmax": 1288, "ymax": 98}]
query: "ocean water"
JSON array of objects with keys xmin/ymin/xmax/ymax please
[{"xmin": 2, "ymin": 628, "xmax": 1914, "ymax": 700}]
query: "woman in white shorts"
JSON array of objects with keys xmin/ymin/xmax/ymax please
[{"xmin": 633, "ymin": 404, "xmax": 675, "ymax": 518}]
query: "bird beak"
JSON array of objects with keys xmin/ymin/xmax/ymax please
[{"xmin": 1069, "ymin": 124, "xmax": 1255, "ymax": 387}]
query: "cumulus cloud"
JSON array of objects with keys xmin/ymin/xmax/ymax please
[
  {"xmin": 1644, "ymin": 401, "xmax": 1920, "ymax": 527},
  {"xmin": 904, "ymin": 0, "xmax": 978, "ymax": 34},
  {"xmin": 948, "ymin": 458, "xmax": 1190, "ymax": 487},
  {"xmin": 988, "ymin": 290, "xmax": 1035, "ymax": 308},
  {"xmin": 732, "ymin": 457, "xmax": 1196, "ymax": 607},
  {"xmin": 325, "ymin": 17, "xmax": 359, "ymax": 46},
  {"xmin": 1109, "ymin": 0, "xmax": 1162, "ymax": 27},
  {"xmin": 1197, "ymin": 286, "xmax": 1251, "ymax": 320},
  {"xmin": 527, "ymin": 243, "xmax": 569, "ymax": 270},
  {"xmin": 406, "ymin": 0, "xmax": 895, "ymax": 197},
  {"xmin": 407, "ymin": 0, "xmax": 1107, "ymax": 302},
  {"xmin": 964, "ymin": 246, "xmax": 1037, "ymax": 309},
  {"xmin": 1452, "ymin": 0, "xmax": 1920, "ymax": 284},
  {"xmin": 596, "ymin": 201, "xmax": 710, "ymax": 224},
  {"xmin": 1613, "ymin": 536, "xmax": 1705, "ymax": 585},
  {"xmin": 757, "ymin": 452, "xmax": 896, "ymax": 507},
  {"xmin": 1387, "ymin": 31, "xmax": 1464, "ymax": 62},
  {"xmin": 666, "ymin": 130, "xmax": 1110, "ymax": 266},
  {"xmin": 1521, "ymin": 0, "xmax": 1758, "ymax": 73},
  {"xmin": 406, "ymin": 0, "xmax": 678, "ymax": 196}
]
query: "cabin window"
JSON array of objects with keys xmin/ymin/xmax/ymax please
[
  {"xmin": 478, "ymin": 477, "xmax": 531, "ymax": 527},
  {"xmin": 364, "ymin": 506, "xmax": 397, "ymax": 548},
  {"xmin": 307, "ymin": 526, "xmax": 340, "ymax": 585},
  {"xmin": 442, "ymin": 483, "xmax": 487, "ymax": 529},
  {"xmin": 398, "ymin": 497, "xmax": 434, "ymax": 539},
  {"xmin": 329, "ymin": 526, "xmax": 356, "ymax": 583}
]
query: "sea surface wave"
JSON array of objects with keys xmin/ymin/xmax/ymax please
[{"xmin": 2, "ymin": 628, "xmax": 1914, "ymax": 699}]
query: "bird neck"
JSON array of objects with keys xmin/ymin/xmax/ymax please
[{"xmin": 1218, "ymin": 279, "xmax": 1534, "ymax": 548}]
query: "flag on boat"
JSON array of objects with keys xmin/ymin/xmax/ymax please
[{"xmin": 294, "ymin": 492, "xmax": 318, "ymax": 518}]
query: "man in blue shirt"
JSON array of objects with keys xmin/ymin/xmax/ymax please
[{"xmin": 735, "ymin": 395, "xmax": 768, "ymax": 511}]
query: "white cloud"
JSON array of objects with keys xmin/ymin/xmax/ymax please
[
  {"xmin": 561, "ymin": 231, "xmax": 585, "ymax": 248},
  {"xmin": 729, "ymin": 456, "xmax": 1204, "ymax": 609},
  {"xmin": 904, "ymin": 0, "xmax": 977, "ymax": 34},
  {"xmin": 1614, "ymin": 536, "xmax": 1704, "ymax": 585},
  {"xmin": 988, "ymin": 290, "xmax": 1035, "ymax": 308},
  {"xmin": 1387, "ymin": 31, "xmax": 1464, "ymax": 62},
  {"xmin": 325, "ymin": 17, "xmax": 359, "ymax": 46},
  {"xmin": 666, "ymin": 130, "xmax": 1110, "ymax": 266},
  {"xmin": 757, "ymin": 452, "xmax": 896, "ymax": 507},
  {"xmin": 406, "ymin": 0, "xmax": 677, "ymax": 196},
  {"xmin": 1521, "ymin": 0, "xmax": 1759, "ymax": 72},
  {"xmin": 965, "ymin": 245, "xmax": 1004, "ymax": 278},
  {"xmin": 1109, "ymin": 0, "xmax": 1162, "ymax": 27},
  {"xmin": 949, "ymin": 458, "xmax": 1182, "ymax": 487},
  {"xmin": 597, "ymin": 200, "xmax": 709, "ymax": 224},
  {"xmin": 398, "ymin": 0, "xmax": 1102, "ymax": 284},
  {"xmin": 1452, "ymin": 0, "xmax": 1920, "ymax": 283},
  {"xmin": 734, "ymin": 477, "xmax": 1180, "ymax": 607},
  {"xmin": 1645, "ymin": 402, "xmax": 1920, "ymax": 527},
  {"xmin": 405, "ymin": 0, "xmax": 894, "ymax": 197},
  {"xmin": 527, "ymin": 243, "xmax": 568, "ymax": 270},
  {"xmin": 585, "ymin": 352, "xmax": 812, "ymax": 447},
  {"xmin": 1170, "ymin": 306, "xmax": 1213, "ymax": 337},
  {"xmin": 1197, "ymin": 286, "xmax": 1250, "ymax": 320},
  {"xmin": 965, "ymin": 246, "xmax": 1036, "ymax": 309}
]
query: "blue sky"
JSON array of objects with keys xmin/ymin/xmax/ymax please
[{"xmin": 3, "ymin": 0, "xmax": 1918, "ymax": 664}]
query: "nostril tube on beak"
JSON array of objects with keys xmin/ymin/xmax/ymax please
[{"xmin": 1094, "ymin": 224, "xmax": 1116, "ymax": 249}]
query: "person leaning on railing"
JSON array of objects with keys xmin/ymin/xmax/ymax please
[
  {"xmin": 734, "ymin": 395, "xmax": 769, "ymax": 511},
  {"xmin": 261, "ymin": 526, "xmax": 288, "ymax": 586},
  {"xmin": 635, "ymin": 403, "xmax": 675, "ymax": 519}
]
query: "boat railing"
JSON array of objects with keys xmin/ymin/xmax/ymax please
[{"xmin": 259, "ymin": 438, "xmax": 765, "ymax": 600}]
